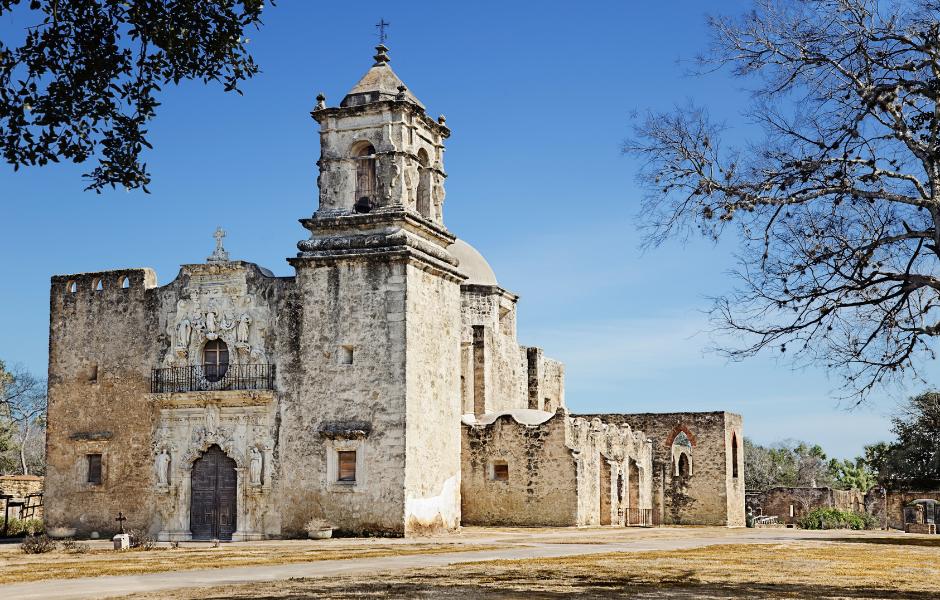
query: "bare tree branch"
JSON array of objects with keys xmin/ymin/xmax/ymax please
[{"xmin": 625, "ymin": 0, "xmax": 940, "ymax": 402}]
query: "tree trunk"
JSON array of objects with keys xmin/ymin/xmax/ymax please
[{"xmin": 19, "ymin": 422, "xmax": 30, "ymax": 476}]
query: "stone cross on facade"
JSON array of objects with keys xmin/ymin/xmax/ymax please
[{"xmin": 207, "ymin": 227, "xmax": 230, "ymax": 263}]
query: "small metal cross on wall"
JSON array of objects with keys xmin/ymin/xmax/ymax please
[
  {"xmin": 376, "ymin": 18, "xmax": 390, "ymax": 44},
  {"xmin": 115, "ymin": 511, "xmax": 127, "ymax": 534}
]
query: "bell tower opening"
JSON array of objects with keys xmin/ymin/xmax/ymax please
[
  {"xmin": 354, "ymin": 142, "xmax": 376, "ymax": 213},
  {"xmin": 416, "ymin": 148, "xmax": 431, "ymax": 218}
]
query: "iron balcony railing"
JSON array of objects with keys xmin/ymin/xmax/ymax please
[{"xmin": 151, "ymin": 364, "xmax": 276, "ymax": 394}]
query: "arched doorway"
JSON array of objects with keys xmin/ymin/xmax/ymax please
[{"xmin": 190, "ymin": 445, "xmax": 237, "ymax": 540}]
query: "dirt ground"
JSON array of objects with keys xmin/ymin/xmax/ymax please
[
  {"xmin": 0, "ymin": 538, "xmax": 499, "ymax": 585},
  {"xmin": 125, "ymin": 535, "xmax": 940, "ymax": 600}
]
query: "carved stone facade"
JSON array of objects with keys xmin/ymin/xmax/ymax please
[{"xmin": 44, "ymin": 45, "xmax": 743, "ymax": 540}]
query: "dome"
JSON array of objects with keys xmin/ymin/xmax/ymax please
[{"xmin": 448, "ymin": 239, "xmax": 498, "ymax": 286}]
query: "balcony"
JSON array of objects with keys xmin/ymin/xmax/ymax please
[{"xmin": 151, "ymin": 364, "xmax": 276, "ymax": 394}]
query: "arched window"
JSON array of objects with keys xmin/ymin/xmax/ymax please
[
  {"xmin": 416, "ymin": 148, "xmax": 431, "ymax": 218},
  {"xmin": 732, "ymin": 433, "xmax": 739, "ymax": 478},
  {"xmin": 66, "ymin": 280, "xmax": 77, "ymax": 294},
  {"xmin": 678, "ymin": 453, "xmax": 690, "ymax": 478},
  {"xmin": 120, "ymin": 276, "xmax": 130, "ymax": 289},
  {"xmin": 203, "ymin": 340, "xmax": 229, "ymax": 382},
  {"xmin": 354, "ymin": 143, "xmax": 376, "ymax": 213}
]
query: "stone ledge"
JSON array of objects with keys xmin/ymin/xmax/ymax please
[{"xmin": 148, "ymin": 389, "xmax": 276, "ymax": 408}]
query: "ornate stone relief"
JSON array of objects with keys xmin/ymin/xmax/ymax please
[{"xmin": 163, "ymin": 263, "xmax": 271, "ymax": 367}]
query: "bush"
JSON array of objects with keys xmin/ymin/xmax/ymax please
[
  {"xmin": 127, "ymin": 529, "xmax": 157, "ymax": 551},
  {"xmin": 1, "ymin": 518, "xmax": 45, "ymax": 537},
  {"xmin": 21, "ymin": 535, "xmax": 56, "ymax": 554},
  {"xmin": 798, "ymin": 508, "xmax": 878, "ymax": 530},
  {"xmin": 61, "ymin": 538, "xmax": 90, "ymax": 554}
]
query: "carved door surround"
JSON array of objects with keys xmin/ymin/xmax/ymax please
[
  {"xmin": 151, "ymin": 390, "xmax": 276, "ymax": 542},
  {"xmin": 190, "ymin": 445, "xmax": 237, "ymax": 540}
]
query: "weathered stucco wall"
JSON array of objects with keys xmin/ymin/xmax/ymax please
[
  {"xmin": 462, "ymin": 413, "xmax": 578, "ymax": 526},
  {"xmin": 580, "ymin": 411, "xmax": 744, "ymax": 527},
  {"xmin": 46, "ymin": 268, "xmax": 160, "ymax": 537},
  {"xmin": 458, "ymin": 287, "xmax": 527, "ymax": 415},
  {"xmin": 47, "ymin": 263, "xmax": 293, "ymax": 539},
  {"xmin": 461, "ymin": 412, "xmax": 653, "ymax": 527},
  {"xmin": 279, "ymin": 258, "xmax": 408, "ymax": 536},
  {"xmin": 404, "ymin": 264, "xmax": 462, "ymax": 534}
]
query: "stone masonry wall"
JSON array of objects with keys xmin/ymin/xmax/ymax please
[
  {"xmin": 580, "ymin": 412, "xmax": 744, "ymax": 526},
  {"xmin": 461, "ymin": 413, "xmax": 578, "ymax": 526},
  {"xmin": 46, "ymin": 268, "xmax": 160, "ymax": 537},
  {"xmin": 754, "ymin": 487, "xmax": 865, "ymax": 525},
  {"xmin": 404, "ymin": 264, "xmax": 462, "ymax": 534},
  {"xmin": 278, "ymin": 258, "xmax": 407, "ymax": 536}
]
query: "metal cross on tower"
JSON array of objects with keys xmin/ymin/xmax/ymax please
[{"xmin": 376, "ymin": 19, "xmax": 390, "ymax": 44}]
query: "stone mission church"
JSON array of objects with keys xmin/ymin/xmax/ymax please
[{"xmin": 45, "ymin": 46, "xmax": 745, "ymax": 540}]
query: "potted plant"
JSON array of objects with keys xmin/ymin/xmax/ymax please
[{"xmin": 304, "ymin": 518, "xmax": 333, "ymax": 540}]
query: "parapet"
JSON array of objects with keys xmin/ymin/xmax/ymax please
[{"xmin": 52, "ymin": 268, "xmax": 158, "ymax": 297}]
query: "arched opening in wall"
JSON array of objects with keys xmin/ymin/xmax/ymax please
[
  {"xmin": 120, "ymin": 276, "xmax": 130, "ymax": 289},
  {"xmin": 628, "ymin": 458, "xmax": 640, "ymax": 509},
  {"xmin": 677, "ymin": 453, "xmax": 691, "ymax": 478},
  {"xmin": 353, "ymin": 142, "xmax": 376, "ymax": 213},
  {"xmin": 66, "ymin": 280, "xmax": 77, "ymax": 294},
  {"xmin": 93, "ymin": 278, "xmax": 103, "ymax": 292},
  {"xmin": 202, "ymin": 339, "xmax": 230, "ymax": 383},
  {"xmin": 732, "ymin": 433, "xmax": 739, "ymax": 479},
  {"xmin": 599, "ymin": 456, "xmax": 612, "ymax": 525},
  {"xmin": 190, "ymin": 445, "xmax": 237, "ymax": 540},
  {"xmin": 416, "ymin": 148, "xmax": 431, "ymax": 218}
]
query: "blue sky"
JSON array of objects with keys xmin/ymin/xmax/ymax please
[{"xmin": 0, "ymin": 1, "xmax": 919, "ymax": 458}]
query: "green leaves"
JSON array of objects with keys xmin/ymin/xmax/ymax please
[{"xmin": 0, "ymin": 0, "xmax": 272, "ymax": 192}]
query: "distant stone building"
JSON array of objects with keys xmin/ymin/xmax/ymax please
[{"xmin": 44, "ymin": 46, "xmax": 743, "ymax": 539}]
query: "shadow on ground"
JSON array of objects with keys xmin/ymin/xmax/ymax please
[
  {"xmin": 181, "ymin": 579, "xmax": 937, "ymax": 600},
  {"xmin": 828, "ymin": 535, "xmax": 940, "ymax": 548}
]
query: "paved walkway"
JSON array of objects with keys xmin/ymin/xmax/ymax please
[{"xmin": 0, "ymin": 528, "xmax": 896, "ymax": 600}]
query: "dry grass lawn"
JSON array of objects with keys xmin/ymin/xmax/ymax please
[
  {"xmin": 129, "ymin": 537, "xmax": 940, "ymax": 599},
  {"xmin": 0, "ymin": 540, "xmax": 500, "ymax": 585}
]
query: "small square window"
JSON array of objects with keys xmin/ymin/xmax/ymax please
[
  {"xmin": 337, "ymin": 450, "xmax": 357, "ymax": 483},
  {"xmin": 87, "ymin": 454, "xmax": 102, "ymax": 485},
  {"xmin": 339, "ymin": 345, "xmax": 354, "ymax": 365},
  {"xmin": 492, "ymin": 462, "xmax": 509, "ymax": 482}
]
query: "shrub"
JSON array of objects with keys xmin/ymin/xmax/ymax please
[
  {"xmin": 127, "ymin": 529, "xmax": 157, "ymax": 551},
  {"xmin": 1, "ymin": 518, "xmax": 45, "ymax": 537},
  {"xmin": 798, "ymin": 508, "xmax": 878, "ymax": 530},
  {"xmin": 21, "ymin": 535, "xmax": 56, "ymax": 554},
  {"xmin": 61, "ymin": 538, "xmax": 90, "ymax": 554}
]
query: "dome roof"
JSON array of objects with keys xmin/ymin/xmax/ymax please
[{"xmin": 448, "ymin": 239, "xmax": 498, "ymax": 286}]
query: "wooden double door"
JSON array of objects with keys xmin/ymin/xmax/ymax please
[{"xmin": 190, "ymin": 445, "xmax": 237, "ymax": 540}]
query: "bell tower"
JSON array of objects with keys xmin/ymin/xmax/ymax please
[
  {"xmin": 288, "ymin": 45, "xmax": 464, "ymax": 536},
  {"xmin": 310, "ymin": 44, "xmax": 449, "ymax": 224}
]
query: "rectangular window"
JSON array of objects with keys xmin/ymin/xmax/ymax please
[
  {"xmin": 337, "ymin": 451, "xmax": 357, "ymax": 483},
  {"xmin": 492, "ymin": 462, "xmax": 509, "ymax": 482},
  {"xmin": 87, "ymin": 454, "xmax": 102, "ymax": 485}
]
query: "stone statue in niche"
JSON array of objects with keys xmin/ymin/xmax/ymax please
[
  {"xmin": 204, "ymin": 308, "xmax": 219, "ymax": 340},
  {"xmin": 249, "ymin": 447, "xmax": 263, "ymax": 486},
  {"xmin": 156, "ymin": 448, "xmax": 170, "ymax": 486},
  {"xmin": 236, "ymin": 314, "xmax": 251, "ymax": 346},
  {"xmin": 205, "ymin": 404, "xmax": 220, "ymax": 435},
  {"xmin": 176, "ymin": 318, "xmax": 192, "ymax": 350}
]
